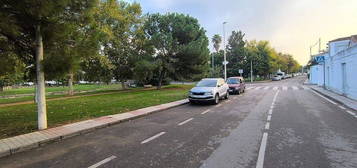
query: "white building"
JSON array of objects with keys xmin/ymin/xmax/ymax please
[{"xmin": 310, "ymin": 35, "xmax": 357, "ymax": 100}]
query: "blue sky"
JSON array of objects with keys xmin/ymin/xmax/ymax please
[{"xmin": 126, "ymin": 0, "xmax": 357, "ymax": 65}]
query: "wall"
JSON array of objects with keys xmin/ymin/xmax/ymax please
[
  {"xmin": 325, "ymin": 44, "xmax": 357, "ymax": 100},
  {"xmin": 309, "ymin": 64, "xmax": 324, "ymax": 86}
]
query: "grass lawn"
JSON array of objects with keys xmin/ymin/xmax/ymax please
[
  {"xmin": 0, "ymin": 84, "xmax": 192, "ymax": 139},
  {"xmin": 0, "ymin": 84, "xmax": 122, "ymax": 96}
]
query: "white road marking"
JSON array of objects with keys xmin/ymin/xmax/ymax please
[
  {"xmin": 178, "ymin": 118, "xmax": 194, "ymax": 126},
  {"xmin": 282, "ymin": 86, "xmax": 288, "ymax": 90},
  {"xmin": 268, "ymin": 109, "xmax": 272, "ymax": 115},
  {"xmin": 141, "ymin": 132, "xmax": 166, "ymax": 144},
  {"xmin": 264, "ymin": 122, "xmax": 270, "ymax": 130},
  {"xmin": 302, "ymin": 86, "xmax": 310, "ymax": 90},
  {"xmin": 263, "ymin": 86, "xmax": 270, "ymax": 90},
  {"xmin": 338, "ymin": 106, "xmax": 346, "ymax": 110},
  {"xmin": 270, "ymin": 105, "xmax": 274, "ymax": 109},
  {"xmin": 226, "ymin": 100, "xmax": 232, "ymax": 103},
  {"xmin": 247, "ymin": 87, "xmax": 254, "ymax": 90},
  {"xmin": 233, "ymin": 97, "xmax": 238, "ymax": 100},
  {"xmin": 256, "ymin": 133, "xmax": 268, "ymax": 168},
  {"xmin": 216, "ymin": 104, "xmax": 222, "ymax": 107},
  {"xmin": 346, "ymin": 110, "xmax": 357, "ymax": 117},
  {"xmin": 201, "ymin": 109, "xmax": 210, "ymax": 114},
  {"xmin": 267, "ymin": 115, "xmax": 271, "ymax": 121},
  {"xmin": 255, "ymin": 86, "xmax": 262, "ymax": 90},
  {"xmin": 88, "ymin": 155, "xmax": 117, "ymax": 168},
  {"xmin": 292, "ymin": 86, "xmax": 299, "ymax": 90},
  {"xmin": 273, "ymin": 87, "xmax": 278, "ymax": 90},
  {"xmin": 310, "ymin": 90, "xmax": 337, "ymax": 105}
]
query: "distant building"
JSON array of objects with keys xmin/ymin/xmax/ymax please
[{"xmin": 309, "ymin": 34, "xmax": 357, "ymax": 100}]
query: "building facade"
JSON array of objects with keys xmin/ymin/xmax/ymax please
[{"xmin": 309, "ymin": 35, "xmax": 357, "ymax": 100}]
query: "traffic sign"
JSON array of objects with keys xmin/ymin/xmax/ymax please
[
  {"xmin": 314, "ymin": 56, "xmax": 325, "ymax": 63},
  {"xmin": 239, "ymin": 69, "xmax": 243, "ymax": 74},
  {"xmin": 222, "ymin": 61, "xmax": 229, "ymax": 65}
]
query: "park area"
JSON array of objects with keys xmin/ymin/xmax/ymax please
[{"xmin": 0, "ymin": 84, "xmax": 192, "ymax": 139}]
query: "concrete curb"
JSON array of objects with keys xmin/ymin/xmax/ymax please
[
  {"xmin": 310, "ymin": 87, "xmax": 357, "ymax": 111},
  {"xmin": 0, "ymin": 99, "xmax": 189, "ymax": 158}
]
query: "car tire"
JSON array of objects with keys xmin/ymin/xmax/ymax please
[
  {"xmin": 189, "ymin": 100, "xmax": 196, "ymax": 104},
  {"xmin": 225, "ymin": 91, "xmax": 229, "ymax": 99},
  {"xmin": 237, "ymin": 89, "xmax": 240, "ymax": 95},
  {"xmin": 213, "ymin": 94, "xmax": 219, "ymax": 104}
]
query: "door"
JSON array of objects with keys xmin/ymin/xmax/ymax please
[{"xmin": 341, "ymin": 63, "xmax": 347, "ymax": 95}]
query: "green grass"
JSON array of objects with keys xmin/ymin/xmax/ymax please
[
  {"xmin": 0, "ymin": 84, "xmax": 192, "ymax": 139},
  {"xmin": 0, "ymin": 84, "xmax": 122, "ymax": 96}
]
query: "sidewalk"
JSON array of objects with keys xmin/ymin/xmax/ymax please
[
  {"xmin": 0, "ymin": 99, "xmax": 189, "ymax": 158},
  {"xmin": 309, "ymin": 85, "xmax": 357, "ymax": 111}
]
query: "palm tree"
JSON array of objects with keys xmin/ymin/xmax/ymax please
[{"xmin": 212, "ymin": 34, "xmax": 222, "ymax": 53}]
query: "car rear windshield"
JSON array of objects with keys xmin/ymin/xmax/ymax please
[
  {"xmin": 227, "ymin": 78, "xmax": 240, "ymax": 84},
  {"xmin": 196, "ymin": 80, "xmax": 217, "ymax": 87}
]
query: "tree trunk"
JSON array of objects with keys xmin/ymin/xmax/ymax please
[
  {"xmin": 35, "ymin": 25, "xmax": 47, "ymax": 130},
  {"xmin": 121, "ymin": 80, "xmax": 126, "ymax": 90},
  {"xmin": 68, "ymin": 72, "xmax": 74, "ymax": 95},
  {"xmin": 157, "ymin": 71, "xmax": 164, "ymax": 90}
]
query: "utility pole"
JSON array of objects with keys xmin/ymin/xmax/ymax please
[
  {"xmin": 250, "ymin": 60, "xmax": 253, "ymax": 82},
  {"xmin": 223, "ymin": 21, "xmax": 227, "ymax": 80}
]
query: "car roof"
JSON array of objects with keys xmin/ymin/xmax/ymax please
[
  {"xmin": 228, "ymin": 77, "xmax": 244, "ymax": 79},
  {"xmin": 202, "ymin": 78, "xmax": 223, "ymax": 80}
]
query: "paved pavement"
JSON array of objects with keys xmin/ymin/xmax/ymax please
[{"xmin": 0, "ymin": 76, "xmax": 356, "ymax": 168}]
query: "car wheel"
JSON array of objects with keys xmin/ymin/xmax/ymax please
[
  {"xmin": 225, "ymin": 91, "xmax": 229, "ymax": 99},
  {"xmin": 237, "ymin": 89, "xmax": 240, "ymax": 95},
  {"xmin": 213, "ymin": 94, "xmax": 219, "ymax": 104},
  {"xmin": 189, "ymin": 100, "xmax": 196, "ymax": 104}
]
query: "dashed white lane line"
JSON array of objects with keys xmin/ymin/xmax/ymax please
[
  {"xmin": 141, "ymin": 132, "xmax": 166, "ymax": 144},
  {"xmin": 346, "ymin": 110, "xmax": 357, "ymax": 118},
  {"xmin": 310, "ymin": 90, "xmax": 337, "ymax": 105},
  {"xmin": 267, "ymin": 115, "xmax": 271, "ymax": 121},
  {"xmin": 268, "ymin": 109, "xmax": 272, "ymax": 115},
  {"xmin": 256, "ymin": 133, "xmax": 268, "ymax": 168},
  {"xmin": 88, "ymin": 155, "xmax": 117, "ymax": 168},
  {"xmin": 178, "ymin": 118, "xmax": 194, "ymax": 126},
  {"xmin": 338, "ymin": 106, "xmax": 346, "ymax": 110},
  {"xmin": 201, "ymin": 109, "xmax": 210, "ymax": 114},
  {"xmin": 264, "ymin": 122, "xmax": 270, "ymax": 130}
]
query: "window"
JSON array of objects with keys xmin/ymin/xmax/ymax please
[{"xmin": 196, "ymin": 80, "xmax": 217, "ymax": 87}]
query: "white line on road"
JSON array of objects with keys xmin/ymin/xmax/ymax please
[
  {"xmin": 178, "ymin": 118, "xmax": 194, "ymax": 126},
  {"xmin": 338, "ymin": 106, "xmax": 346, "ymax": 110},
  {"xmin": 346, "ymin": 110, "xmax": 357, "ymax": 117},
  {"xmin": 292, "ymin": 86, "xmax": 299, "ymax": 90},
  {"xmin": 256, "ymin": 133, "xmax": 268, "ymax": 168},
  {"xmin": 247, "ymin": 87, "xmax": 254, "ymax": 90},
  {"xmin": 141, "ymin": 132, "xmax": 166, "ymax": 144},
  {"xmin": 267, "ymin": 115, "xmax": 271, "ymax": 121},
  {"xmin": 310, "ymin": 90, "xmax": 337, "ymax": 105},
  {"xmin": 273, "ymin": 86, "xmax": 278, "ymax": 90},
  {"xmin": 88, "ymin": 155, "xmax": 117, "ymax": 168},
  {"xmin": 264, "ymin": 122, "xmax": 270, "ymax": 130},
  {"xmin": 255, "ymin": 86, "xmax": 262, "ymax": 90},
  {"xmin": 264, "ymin": 86, "xmax": 270, "ymax": 90},
  {"xmin": 282, "ymin": 86, "xmax": 288, "ymax": 90},
  {"xmin": 268, "ymin": 109, "xmax": 272, "ymax": 115},
  {"xmin": 216, "ymin": 104, "xmax": 222, "ymax": 107},
  {"xmin": 201, "ymin": 109, "xmax": 210, "ymax": 114}
]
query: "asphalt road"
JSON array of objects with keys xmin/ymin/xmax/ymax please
[{"xmin": 0, "ymin": 76, "xmax": 356, "ymax": 168}]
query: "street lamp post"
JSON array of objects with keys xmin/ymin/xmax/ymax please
[{"xmin": 223, "ymin": 22, "xmax": 227, "ymax": 80}]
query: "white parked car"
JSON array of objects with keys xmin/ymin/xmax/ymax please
[{"xmin": 188, "ymin": 78, "xmax": 229, "ymax": 104}]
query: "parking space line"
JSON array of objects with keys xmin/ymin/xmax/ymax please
[
  {"xmin": 267, "ymin": 115, "xmax": 271, "ymax": 121},
  {"xmin": 310, "ymin": 90, "xmax": 337, "ymax": 105},
  {"xmin": 88, "ymin": 155, "xmax": 117, "ymax": 168},
  {"xmin": 201, "ymin": 109, "xmax": 210, "ymax": 114},
  {"xmin": 338, "ymin": 106, "xmax": 346, "ymax": 110},
  {"xmin": 141, "ymin": 132, "xmax": 166, "ymax": 144},
  {"xmin": 178, "ymin": 118, "xmax": 194, "ymax": 126},
  {"xmin": 346, "ymin": 110, "xmax": 357, "ymax": 118}
]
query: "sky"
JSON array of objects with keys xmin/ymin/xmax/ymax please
[{"xmin": 126, "ymin": 0, "xmax": 357, "ymax": 65}]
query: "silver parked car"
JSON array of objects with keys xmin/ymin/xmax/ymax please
[
  {"xmin": 188, "ymin": 78, "xmax": 229, "ymax": 104},
  {"xmin": 272, "ymin": 75, "xmax": 282, "ymax": 81}
]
